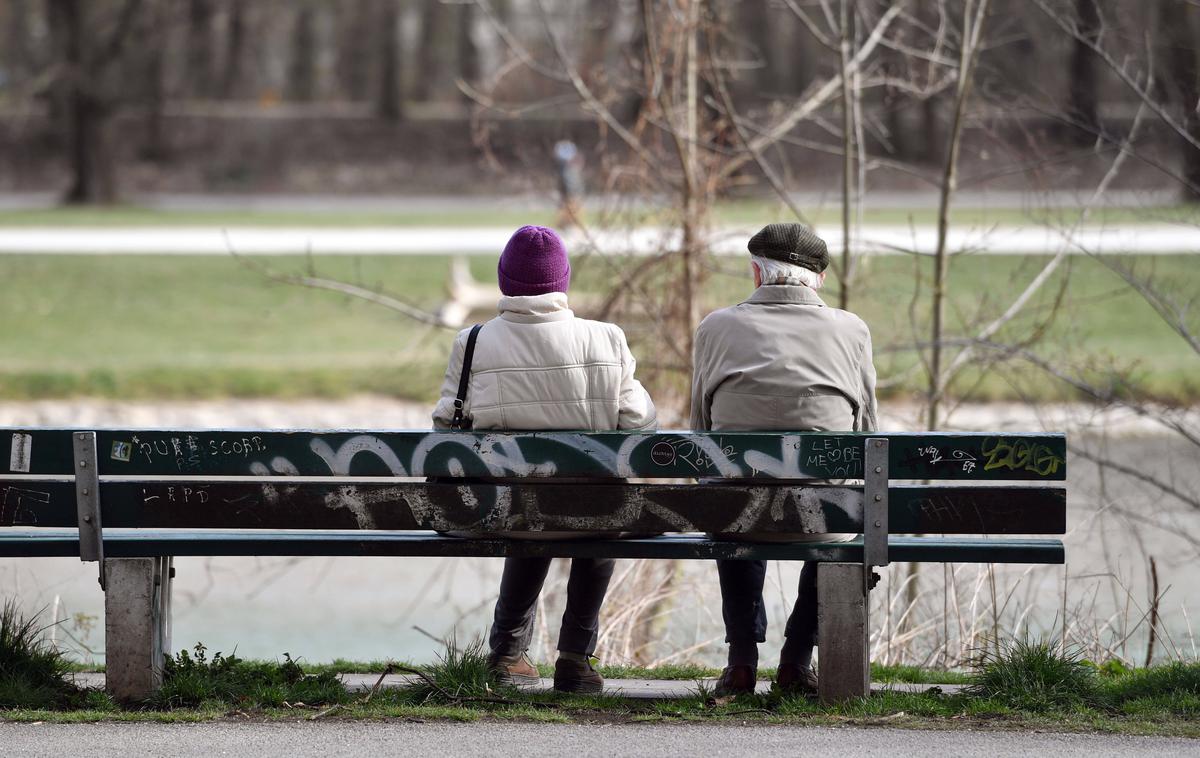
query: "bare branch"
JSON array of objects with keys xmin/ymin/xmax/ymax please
[
  {"xmin": 1030, "ymin": 0, "xmax": 1200, "ymax": 152},
  {"xmin": 221, "ymin": 231, "xmax": 454, "ymax": 329},
  {"xmin": 718, "ymin": 2, "xmax": 905, "ymax": 182},
  {"xmin": 532, "ymin": 0, "xmax": 666, "ymax": 182}
]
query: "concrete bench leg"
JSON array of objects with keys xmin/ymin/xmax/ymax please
[
  {"xmin": 105, "ymin": 557, "xmax": 173, "ymax": 702},
  {"xmin": 817, "ymin": 562, "xmax": 869, "ymax": 703}
]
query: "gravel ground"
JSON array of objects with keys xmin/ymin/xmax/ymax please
[{"xmin": 1, "ymin": 721, "xmax": 1195, "ymax": 758}]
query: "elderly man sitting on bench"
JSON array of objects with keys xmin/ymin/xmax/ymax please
[{"xmin": 690, "ymin": 223, "xmax": 879, "ymax": 696}]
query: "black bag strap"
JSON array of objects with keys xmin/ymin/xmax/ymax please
[{"xmin": 451, "ymin": 324, "xmax": 484, "ymax": 430}]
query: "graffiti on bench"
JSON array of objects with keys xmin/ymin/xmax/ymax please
[{"xmin": 1, "ymin": 429, "xmax": 1068, "ymax": 481}]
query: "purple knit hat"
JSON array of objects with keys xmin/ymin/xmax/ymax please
[{"xmin": 497, "ymin": 225, "xmax": 571, "ymax": 296}]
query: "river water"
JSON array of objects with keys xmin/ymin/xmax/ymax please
[{"xmin": 2, "ymin": 398, "xmax": 1196, "ymax": 667}]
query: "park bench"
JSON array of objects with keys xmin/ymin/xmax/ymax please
[{"xmin": 0, "ymin": 428, "xmax": 1066, "ymax": 703}]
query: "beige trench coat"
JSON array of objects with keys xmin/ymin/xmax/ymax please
[
  {"xmin": 690, "ymin": 284, "xmax": 877, "ymax": 434},
  {"xmin": 690, "ymin": 284, "xmax": 878, "ymax": 543}
]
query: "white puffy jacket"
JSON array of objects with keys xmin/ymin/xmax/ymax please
[{"xmin": 432, "ymin": 292, "xmax": 657, "ymax": 432}]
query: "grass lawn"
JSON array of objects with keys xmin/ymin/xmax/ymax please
[
  {"xmin": 0, "ymin": 201, "xmax": 1196, "ymax": 229},
  {"xmin": 3, "ymin": 653, "xmax": 1197, "ymax": 738},
  {"xmin": 0, "ymin": 252, "xmax": 1195, "ymax": 403}
]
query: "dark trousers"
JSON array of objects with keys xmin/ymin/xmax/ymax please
[
  {"xmin": 716, "ymin": 559, "xmax": 818, "ymax": 655},
  {"xmin": 489, "ymin": 556, "xmax": 616, "ymax": 657}
]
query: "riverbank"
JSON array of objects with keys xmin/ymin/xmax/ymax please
[{"xmin": 1, "ymin": 396, "xmax": 1195, "ymax": 436}]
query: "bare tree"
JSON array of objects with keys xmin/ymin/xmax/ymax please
[
  {"xmin": 415, "ymin": 0, "xmax": 454, "ymax": 102},
  {"xmin": 1065, "ymin": 0, "xmax": 1101, "ymax": 142},
  {"xmin": 378, "ymin": 0, "xmax": 405, "ymax": 120},
  {"xmin": 286, "ymin": 1, "xmax": 318, "ymax": 102},
  {"xmin": 457, "ymin": 1, "xmax": 481, "ymax": 98},
  {"xmin": 48, "ymin": 0, "xmax": 147, "ymax": 204},
  {"xmin": 1155, "ymin": 0, "xmax": 1200, "ymax": 201},
  {"xmin": 185, "ymin": 0, "xmax": 216, "ymax": 99},
  {"xmin": 220, "ymin": 0, "xmax": 248, "ymax": 99},
  {"xmin": 337, "ymin": 0, "xmax": 375, "ymax": 101},
  {"xmin": 926, "ymin": 0, "xmax": 992, "ymax": 432}
]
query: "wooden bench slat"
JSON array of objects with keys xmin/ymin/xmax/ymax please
[
  {"xmin": 0, "ymin": 429, "xmax": 1067, "ymax": 481},
  {"xmin": 0, "ymin": 529, "xmax": 1065, "ymax": 564},
  {"xmin": 0, "ymin": 480, "xmax": 1066, "ymax": 535}
]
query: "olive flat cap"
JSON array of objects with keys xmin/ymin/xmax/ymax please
[{"xmin": 747, "ymin": 223, "xmax": 829, "ymax": 273}]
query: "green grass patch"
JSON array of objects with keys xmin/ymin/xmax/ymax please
[
  {"xmin": 0, "ymin": 252, "xmax": 1196, "ymax": 402},
  {"xmin": 968, "ymin": 639, "xmax": 1098, "ymax": 710},
  {"xmin": 0, "ymin": 602, "xmax": 87, "ymax": 710},
  {"xmin": 871, "ymin": 663, "xmax": 971, "ymax": 685},
  {"xmin": 391, "ymin": 636, "xmax": 494, "ymax": 706},
  {"xmin": 4, "ymin": 636, "xmax": 1200, "ymax": 736},
  {"xmin": 299, "ymin": 658, "xmax": 414, "ymax": 676},
  {"xmin": 149, "ymin": 644, "xmax": 348, "ymax": 709},
  {"xmin": 1097, "ymin": 662, "xmax": 1200, "ymax": 715}
]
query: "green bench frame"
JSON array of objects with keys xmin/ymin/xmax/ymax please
[{"xmin": 0, "ymin": 428, "xmax": 1066, "ymax": 702}]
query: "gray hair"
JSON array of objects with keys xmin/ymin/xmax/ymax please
[{"xmin": 751, "ymin": 255, "xmax": 823, "ymax": 289}]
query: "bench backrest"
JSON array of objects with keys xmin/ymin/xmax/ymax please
[{"xmin": 2, "ymin": 429, "xmax": 1066, "ymax": 543}]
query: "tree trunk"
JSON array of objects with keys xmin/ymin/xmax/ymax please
[
  {"xmin": 414, "ymin": 0, "xmax": 451, "ymax": 101},
  {"xmin": 287, "ymin": 3, "xmax": 318, "ymax": 101},
  {"xmin": 186, "ymin": 0, "xmax": 216, "ymax": 98},
  {"xmin": 337, "ymin": 0, "xmax": 373, "ymax": 100},
  {"xmin": 139, "ymin": 0, "xmax": 168, "ymax": 161},
  {"xmin": 580, "ymin": 0, "xmax": 614, "ymax": 87},
  {"xmin": 1159, "ymin": 1, "xmax": 1200, "ymax": 201},
  {"xmin": 50, "ymin": 0, "xmax": 116, "ymax": 204},
  {"xmin": 65, "ymin": 97, "xmax": 117, "ymax": 204},
  {"xmin": 221, "ymin": 0, "xmax": 247, "ymax": 98},
  {"xmin": 4, "ymin": 0, "xmax": 32, "ymax": 88},
  {"xmin": 784, "ymin": 6, "xmax": 816, "ymax": 95},
  {"xmin": 456, "ymin": 1, "xmax": 479, "ymax": 98},
  {"xmin": 1065, "ymin": 0, "xmax": 1100, "ymax": 142},
  {"xmin": 378, "ymin": 0, "xmax": 404, "ymax": 120},
  {"xmin": 838, "ymin": 0, "xmax": 856, "ymax": 309},
  {"xmin": 739, "ymin": 0, "xmax": 773, "ymax": 94}
]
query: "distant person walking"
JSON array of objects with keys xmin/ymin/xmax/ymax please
[
  {"xmin": 432, "ymin": 225, "xmax": 657, "ymax": 693},
  {"xmin": 553, "ymin": 140, "xmax": 584, "ymax": 227},
  {"xmin": 690, "ymin": 223, "xmax": 878, "ymax": 696}
]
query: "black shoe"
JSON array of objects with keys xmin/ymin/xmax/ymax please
[
  {"xmin": 713, "ymin": 665, "xmax": 758, "ymax": 697},
  {"xmin": 553, "ymin": 656, "xmax": 603, "ymax": 694},
  {"xmin": 776, "ymin": 662, "xmax": 818, "ymax": 695}
]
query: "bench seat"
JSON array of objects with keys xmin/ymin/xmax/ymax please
[{"xmin": 0, "ymin": 528, "xmax": 1064, "ymax": 563}]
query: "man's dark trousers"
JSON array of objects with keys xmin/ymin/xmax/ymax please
[
  {"xmin": 717, "ymin": 559, "xmax": 818, "ymax": 662},
  {"xmin": 489, "ymin": 557, "xmax": 616, "ymax": 657}
]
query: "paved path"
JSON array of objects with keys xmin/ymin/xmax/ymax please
[
  {"xmin": 0, "ymin": 189, "xmax": 1184, "ymax": 212},
  {"xmin": 68, "ymin": 672, "xmax": 963, "ymax": 699},
  {"xmin": 0, "ymin": 223, "xmax": 1195, "ymax": 255},
  {"xmin": 1, "ymin": 721, "xmax": 1194, "ymax": 757}
]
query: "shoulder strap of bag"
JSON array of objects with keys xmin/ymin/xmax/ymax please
[{"xmin": 451, "ymin": 324, "xmax": 484, "ymax": 430}]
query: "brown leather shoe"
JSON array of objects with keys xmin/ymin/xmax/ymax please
[
  {"xmin": 553, "ymin": 655, "xmax": 604, "ymax": 694},
  {"xmin": 713, "ymin": 665, "xmax": 758, "ymax": 697},
  {"xmin": 487, "ymin": 651, "xmax": 541, "ymax": 687},
  {"xmin": 776, "ymin": 662, "xmax": 818, "ymax": 695}
]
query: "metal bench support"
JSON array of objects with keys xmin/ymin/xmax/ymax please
[
  {"xmin": 72, "ymin": 431, "xmax": 105, "ymax": 588},
  {"xmin": 817, "ymin": 562, "xmax": 870, "ymax": 703},
  {"xmin": 104, "ymin": 556, "xmax": 173, "ymax": 702}
]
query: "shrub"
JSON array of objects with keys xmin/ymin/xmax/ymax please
[
  {"xmin": 968, "ymin": 638, "xmax": 1097, "ymax": 711},
  {"xmin": 0, "ymin": 601, "xmax": 86, "ymax": 709},
  {"xmin": 151, "ymin": 643, "xmax": 347, "ymax": 709},
  {"xmin": 403, "ymin": 635, "xmax": 493, "ymax": 705},
  {"xmin": 1099, "ymin": 661, "xmax": 1200, "ymax": 713}
]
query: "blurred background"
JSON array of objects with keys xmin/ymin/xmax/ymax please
[{"xmin": 0, "ymin": 0, "xmax": 1197, "ymax": 671}]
